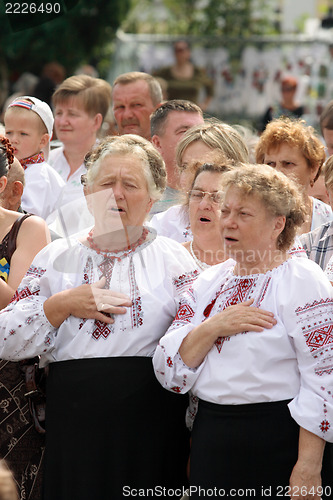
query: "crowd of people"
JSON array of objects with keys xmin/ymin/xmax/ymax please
[{"xmin": 0, "ymin": 52, "xmax": 332, "ymax": 500}]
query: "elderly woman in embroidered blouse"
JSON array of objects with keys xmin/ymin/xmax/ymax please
[
  {"xmin": 0, "ymin": 134, "xmax": 199, "ymax": 500},
  {"xmin": 153, "ymin": 164, "xmax": 333, "ymax": 500},
  {"xmin": 256, "ymin": 117, "xmax": 332, "ymax": 235}
]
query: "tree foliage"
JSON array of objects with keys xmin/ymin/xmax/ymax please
[
  {"xmin": 122, "ymin": 0, "xmax": 277, "ymax": 36},
  {"xmin": 0, "ymin": 0, "xmax": 130, "ymax": 77}
]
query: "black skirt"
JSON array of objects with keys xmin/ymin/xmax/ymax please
[
  {"xmin": 189, "ymin": 399, "xmax": 333, "ymax": 500},
  {"xmin": 43, "ymin": 357, "xmax": 190, "ymax": 500}
]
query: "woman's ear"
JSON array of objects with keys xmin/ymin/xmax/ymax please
[
  {"xmin": 311, "ymin": 163, "xmax": 320, "ymax": 185},
  {"xmin": 273, "ymin": 215, "xmax": 286, "ymax": 239},
  {"xmin": 93, "ymin": 113, "xmax": 103, "ymax": 132},
  {"xmin": 146, "ymin": 197, "xmax": 154, "ymax": 214},
  {"xmin": 0, "ymin": 175, "xmax": 8, "ymax": 194}
]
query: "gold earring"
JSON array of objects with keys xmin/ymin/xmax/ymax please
[{"xmin": 310, "ymin": 179, "xmax": 314, "ymax": 188}]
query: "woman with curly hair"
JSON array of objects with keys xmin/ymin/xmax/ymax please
[
  {"xmin": 154, "ymin": 164, "xmax": 333, "ymax": 499},
  {"xmin": 256, "ymin": 117, "xmax": 332, "ymax": 235}
]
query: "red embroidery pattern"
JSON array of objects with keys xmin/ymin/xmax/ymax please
[
  {"xmin": 171, "ymin": 374, "xmax": 187, "ymax": 393},
  {"xmin": 304, "ymin": 325, "xmax": 333, "ymax": 354},
  {"xmin": 92, "ymin": 322, "xmax": 112, "ymax": 341},
  {"xmin": 188, "ymin": 394, "xmax": 199, "ymax": 422},
  {"xmin": 11, "ymin": 286, "xmax": 38, "ymax": 303},
  {"xmin": 26, "ymin": 266, "xmax": 47, "ymax": 278},
  {"xmin": 297, "ymin": 298, "xmax": 333, "ymax": 376},
  {"xmin": 256, "ymin": 276, "xmax": 271, "ymax": 306},
  {"xmin": 92, "ymin": 257, "xmax": 116, "ymax": 341},
  {"xmin": 10, "ymin": 266, "xmax": 46, "ymax": 303},
  {"xmin": 213, "ymin": 278, "xmax": 256, "ymax": 353},
  {"xmin": 212, "ymin": 275, "xmax": 271, "ymax": 353},
  {"xmin": 173, "ymin": 270, "xmax": 199, "ymax": 294},
  {"xmin": 215, "ymin": 336, "xmax": 231, "ymax": 354},
  {"xmin": 321, "ymin": 386, "xmax": 333, "ymax": 401},
  {"xmin": 166, "ymin": 357, "xmax": 173, "ymax": 367},
  {"xmin": 320, "ymin": 420, "xmax": 330, "ymax": 433},
  {"xmin": 98, "ymin": 257, "xmax": 115, "ymax": 288},
  {"xmin": 174, "ymin": 303, "xmax": 194, "ymax": 323},
  {"xmin": 296, "ymin": 297, "xmax": 333, "ymax": 314},
  {"xmin": 223, "ymin": 278, "xmax": 256, "ymax": 308},
  {"xmin": 20, "ymin": 151, "xmax": 45, "ymax": 170},
  {"xmin": 320, "ymin": 401, "xmax": 331, "ymax": 435},
  {"xmin": 82, "ymin": 256, "xmax": 95, "ymax": 285},
  {"xmin": 128, "ymin": 256, "xmax": 143, "ymax": 329}
]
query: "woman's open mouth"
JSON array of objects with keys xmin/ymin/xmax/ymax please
[
  {"xmin": 199, "ymin": 216, "xmax": 211, "ymax": 223},
  {"xmin": 109, "ymin": 207, "xmax": 125, "ymax": 213}
]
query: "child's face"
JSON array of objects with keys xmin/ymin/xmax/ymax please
[{"xmin": 4, "ymin": 108, "xmax": 48, "ymax": 161}]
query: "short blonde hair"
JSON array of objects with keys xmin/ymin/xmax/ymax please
[
  {"xmin": 220, "ymin": 163, "xmax": 306, "ymax": 251},
  {"xmin": 53, "ymin": 75, "xmax": 112, "ymax": 120},
  {"xmin": 255, "ymin": 117, "xmax": 325, "ymax": 183},
  {"xmin": 84, "ymin": 134, "xmax": 166, "ymax": 201},
  {"xmin": 176, "ymin": 119, "xmax": 249, "ymax": 170},
  {"xmin": 323, "ymin": 155, "xmax": 333, "ymax": 189}
]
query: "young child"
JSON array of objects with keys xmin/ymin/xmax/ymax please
[{"xmin": 4, "ymin": 96, "xmax": 65, "ymax": 220}]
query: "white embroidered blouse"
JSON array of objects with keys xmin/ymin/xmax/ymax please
[
  {"xmin": 153, "ymin": 257, "xmax": 333, "ymax": 442},
  {"xmin": 0, "ymin": 230, "xmax": 198, "ymax": 367},
  {"xmin": 148, "ymin": 205, "xmax": 192, "ymax": 243}
]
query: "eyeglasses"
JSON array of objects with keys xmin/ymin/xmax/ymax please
[{"xmin": 188, "ymin": 189, "xmax": 223, "ymax": 204}]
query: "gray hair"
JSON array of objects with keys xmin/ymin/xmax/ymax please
[
  {"xmin": 150, "ymin": 99, "xmax": 203, "ymax": 136},
  {"xmin": 84, "ymin": 134, "xmax": 166, "ymax": 201},
  {"xmin": 112, "ymin": 72, "xmax": 162, "ymax": 107}
]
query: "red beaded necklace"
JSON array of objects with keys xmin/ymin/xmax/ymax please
[{"xmin": 87, "ymin": 227, "xmax": 149, "ymax": 259}]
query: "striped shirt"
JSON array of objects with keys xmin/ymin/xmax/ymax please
[{"xmin": 299, "ymin": 221, "xmax": 333, "ymax": 271}]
